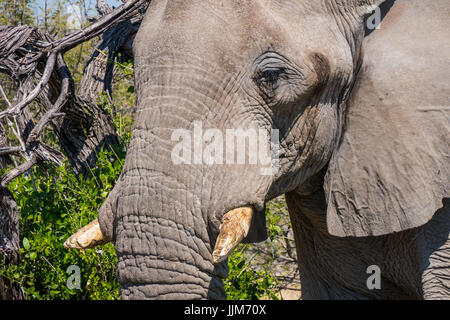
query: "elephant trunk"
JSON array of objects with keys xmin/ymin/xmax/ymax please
[
  {"xmin": 104, "ymin": 64, "xmax": 232, "ymax": 298},
  {"xmin": 113, "ymin": 183, "xmax": 227, "ymax": 299},
  {"xmin": 110, "ymin": 105, "xmax": 229, "ymax": 298}
]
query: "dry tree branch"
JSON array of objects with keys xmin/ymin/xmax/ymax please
[
  {"xmin": 0, "ymin": 0, "xmax": 148, "ymax": 118},
  {"xmin": 0, "ymin": 0, "xmax": 149, "ymax": 184},
  {"xmin": 0, "ymin": 52, "xmax": 57, "ymax": 118},
  {"xmin": 27, "ymin": 54, "xmax": 70, "ymax": 144}
]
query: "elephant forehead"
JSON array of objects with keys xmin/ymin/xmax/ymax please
[
  {"xmin": 135, "ymin": 0, "xmax": 352, "ymax": 83},
  {"xmin": 134, "ymin": 0, "xmax": 316, "ymax": 72}
]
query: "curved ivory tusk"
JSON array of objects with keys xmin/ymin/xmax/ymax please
[
  {"xmin": 212, "ymin": 207, "xmax": 254, "ymax": 264},
  {"xmin": 64, "ymin": 218, "xmax": 108, "ymax": 249}
]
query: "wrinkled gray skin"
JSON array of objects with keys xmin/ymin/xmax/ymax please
[{"xmin": 98, "ymin": 0, "xmax": 450, "ymax": 299}]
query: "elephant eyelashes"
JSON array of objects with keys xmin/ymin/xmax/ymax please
[
  {"xmin": 253, "ymin": 68, "xmax": 284, "ymax": 99},
  {"xmin": 252, "ymin": 52, "xmax": 311, "ymax": 106},
  {"xmin": 261, "ymin": 69, "xmax": 284, "ymax": 83}
]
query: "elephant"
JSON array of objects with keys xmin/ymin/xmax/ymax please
[{"xmin": 65, "ymin": 0, "xmax": 450, "ymax": 299}]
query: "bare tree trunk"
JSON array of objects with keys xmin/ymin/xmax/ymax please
[{"xmin": 0, "ymin": 187, "xmax": 25, "ymax": 300}]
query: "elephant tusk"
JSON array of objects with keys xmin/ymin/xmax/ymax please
[
  {"xmin": 212, "ymin": 207, "xmax": 254, "ymax": 264},
  {"xmin": 64, "ymin": 218, "xmax": 108, "ymax": 249}
]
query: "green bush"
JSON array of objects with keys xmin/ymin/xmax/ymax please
[
  {"xmin": 0, "ymin": 147, "xmax": 125, "ymax": 299},
  {"xmin": 225, "ymin": 244, "xmax": 280, "ymax": 300}
]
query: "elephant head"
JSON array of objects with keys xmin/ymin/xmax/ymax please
[{"xmin": 65, "ymin": 0, "xmax": 450, "ymax": 299}]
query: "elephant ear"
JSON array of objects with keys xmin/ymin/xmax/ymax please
[{"xmin": 324, "ymin": 0, "xmax": 450, "ymax": 237}]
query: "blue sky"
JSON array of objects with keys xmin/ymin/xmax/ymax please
[
  {"xmin": 34, "ymin": 0, "xmax": 122, "ymax": 9},
  {"xmin": 33, "ymin": 0, "xmax": 124, "ymax": 17},
  {"xmin": 33, "ymin": 0, "xmax": 124, "ymax": 28}
]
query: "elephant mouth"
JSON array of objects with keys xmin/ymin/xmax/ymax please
[{"xmin": 64, "ymin": 206, "xmax": 256, "ymax": 264}]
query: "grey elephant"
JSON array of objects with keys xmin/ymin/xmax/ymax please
[{"xmin": 65, "ymin": 0, "xmax": 450, "ymax": 299}]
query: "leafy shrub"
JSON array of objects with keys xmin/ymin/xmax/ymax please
[{"xmin": 224, "ymin": 245, "xmax": 280, "ymax": 300}]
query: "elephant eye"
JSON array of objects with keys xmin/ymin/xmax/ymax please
[
  {"xmin": 258, "ymin": 69, "xmax": 284, "ymax": 85},
  {"xmin": 251, "ymin": 52, "xmax": 308, "ymax": 106},
  {"xmin": 253, "ymin": 68, "xmax": 285, "ymax": 94}
]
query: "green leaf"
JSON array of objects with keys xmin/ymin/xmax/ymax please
[
  {"xmin": 23, "ymin": 237, "xmax": 30, "ymax": 250},
  {"xmin": 100, "ymin": 191, "xmax": 109, "ymax": 198}
]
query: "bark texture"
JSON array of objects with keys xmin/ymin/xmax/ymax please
[{"xmin": 0, "ymin": 187, "xmax": 25, "ymax": 300}]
